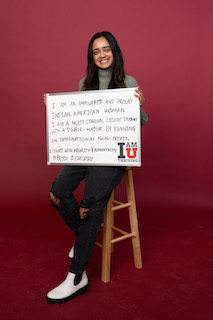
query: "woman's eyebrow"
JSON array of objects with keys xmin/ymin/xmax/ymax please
[{"xmin": 92, "ymin": 45, "xmax": 111, "ymax": 51}]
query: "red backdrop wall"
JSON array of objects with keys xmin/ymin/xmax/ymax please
[{"xmin": 1, "ymin": 0, "xmax": 212, "ymax": 210}]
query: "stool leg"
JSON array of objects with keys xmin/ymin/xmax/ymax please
[
  {"xmin": 125, "ymin": 168, "xmax": 142, "ymax": 269},
  {"xmin": 111, "ymin": 190, "xmax": 115, "ymax": 253},
  {"xmin": 101, "ymin": 194, "xmax": 113, "ymax": 283}
]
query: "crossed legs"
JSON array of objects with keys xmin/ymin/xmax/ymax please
[
  {"xmin": 49, "ymin": 192, "xmax": 89, "ymax": 220},
  {"xmin": 47, "ymin": 165, "xmax": 126, "ymax": 302}
]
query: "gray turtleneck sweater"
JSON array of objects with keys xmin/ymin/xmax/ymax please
[{"xmin": 78, "ymin": 68, "xmax": 148, "ymax": 126}]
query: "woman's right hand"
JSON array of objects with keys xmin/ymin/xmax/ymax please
[{"xmin": 43, "ymin": 93, "xmax": 46, "ymax": 105}]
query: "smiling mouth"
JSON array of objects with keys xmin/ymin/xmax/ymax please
[{"xmin": 100, "ymin": 59, "xmax": 109, "ymax": 63}]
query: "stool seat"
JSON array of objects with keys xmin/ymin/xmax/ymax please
[{"xmin": 96, "ymin": 167, "xmax": 142, "ymax": 283}]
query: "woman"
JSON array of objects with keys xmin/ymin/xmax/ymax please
[{"xmin": 45, "ymin": 31, "xmax": 147, "ymax": 303}]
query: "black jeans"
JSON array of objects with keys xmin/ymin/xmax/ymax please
[{"xmin": 50, "ymin": 165, "xmax": 126, "ymax": 274}]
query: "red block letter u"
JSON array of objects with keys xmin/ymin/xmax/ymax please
[{"xmin": 126, "ymin": 147, "xmax": 137, "ymax": 159}]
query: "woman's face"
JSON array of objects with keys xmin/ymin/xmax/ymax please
[{"xmin": 92, "ymin": 37, "xmax": 113, "ymax": 69}]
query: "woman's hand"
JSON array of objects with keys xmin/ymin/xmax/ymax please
[
  {"xmin": 43, "ymin": 93, "xmax": 46, "ymax": 105},
  {"xmin": 134, "ymin": 86, "xmax": 145, "ymax": 106}
]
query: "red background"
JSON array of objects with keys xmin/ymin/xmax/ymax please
[{"xmin": 1, "ymin": 0, "xmax": 212, "ymax": 210}]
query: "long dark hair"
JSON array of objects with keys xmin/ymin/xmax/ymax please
[{"xmin": 82, "ymin": 31, "xmax": 126, "ymax": 90}]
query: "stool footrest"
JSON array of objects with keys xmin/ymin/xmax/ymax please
[
  {"xmin": 111, "ymin": 232, "xmax": 136, "ymax": 244},
  {"xmin": 96, "ymin": 225, "xmax": 135, "ymax": 248},
  {"xmin": 111, "ymin": 225, "xmax": 129, "ymax": 235},
  {"xmin": 95, "ymin": 241, "xmax": 103, "ymax": 248},
  {"xmin": 112, "ymin": 202, "xmax": 132, "ymax": 211}
]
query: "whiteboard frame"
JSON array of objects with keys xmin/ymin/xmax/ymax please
[{"xmin": 46, "ymin": 88, "xmax": 141, "ymax": 167}]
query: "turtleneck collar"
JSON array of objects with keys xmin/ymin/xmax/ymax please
[
  {"xmin": 98, "ymin": 67, "xmax": 113, "ymax": 79},
  {"xmin": 98, "ymin": 67, "xmax": 113, "ymax": 90}
]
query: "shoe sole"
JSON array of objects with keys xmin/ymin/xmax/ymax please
[{"xmin": 46, "ymin": 283, "xmax": 90, "ymax": 303}]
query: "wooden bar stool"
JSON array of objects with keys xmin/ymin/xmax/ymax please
[{"xmin": 96, "ymin": 167, "xmax": 142, "ymax": 283}]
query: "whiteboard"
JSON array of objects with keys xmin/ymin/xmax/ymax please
[{"xmin": 46, "ymin": 87, "xmax": 141, "ymax": 166}]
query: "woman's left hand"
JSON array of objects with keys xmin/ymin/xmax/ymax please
[{"xmin": 134, "ymin": 86, "xmax": 145, "ymax": 106}]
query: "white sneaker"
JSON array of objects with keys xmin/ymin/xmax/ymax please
[
  {"xmin": 46, "ymin": 271, "xmax": 89, "ymax": 303},
  {"xmin": 68, "ymin": 245, "xmax": 74, "ymax": 259}
]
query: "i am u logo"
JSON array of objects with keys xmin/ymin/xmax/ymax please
[{"xmin": 118, "ymin": 142, "xmax": 138, "ymax": 159}]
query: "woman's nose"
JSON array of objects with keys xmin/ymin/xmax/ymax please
[{"xmin": 100, "ymin": 49, "xmax": 105, "ymax": 57}]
